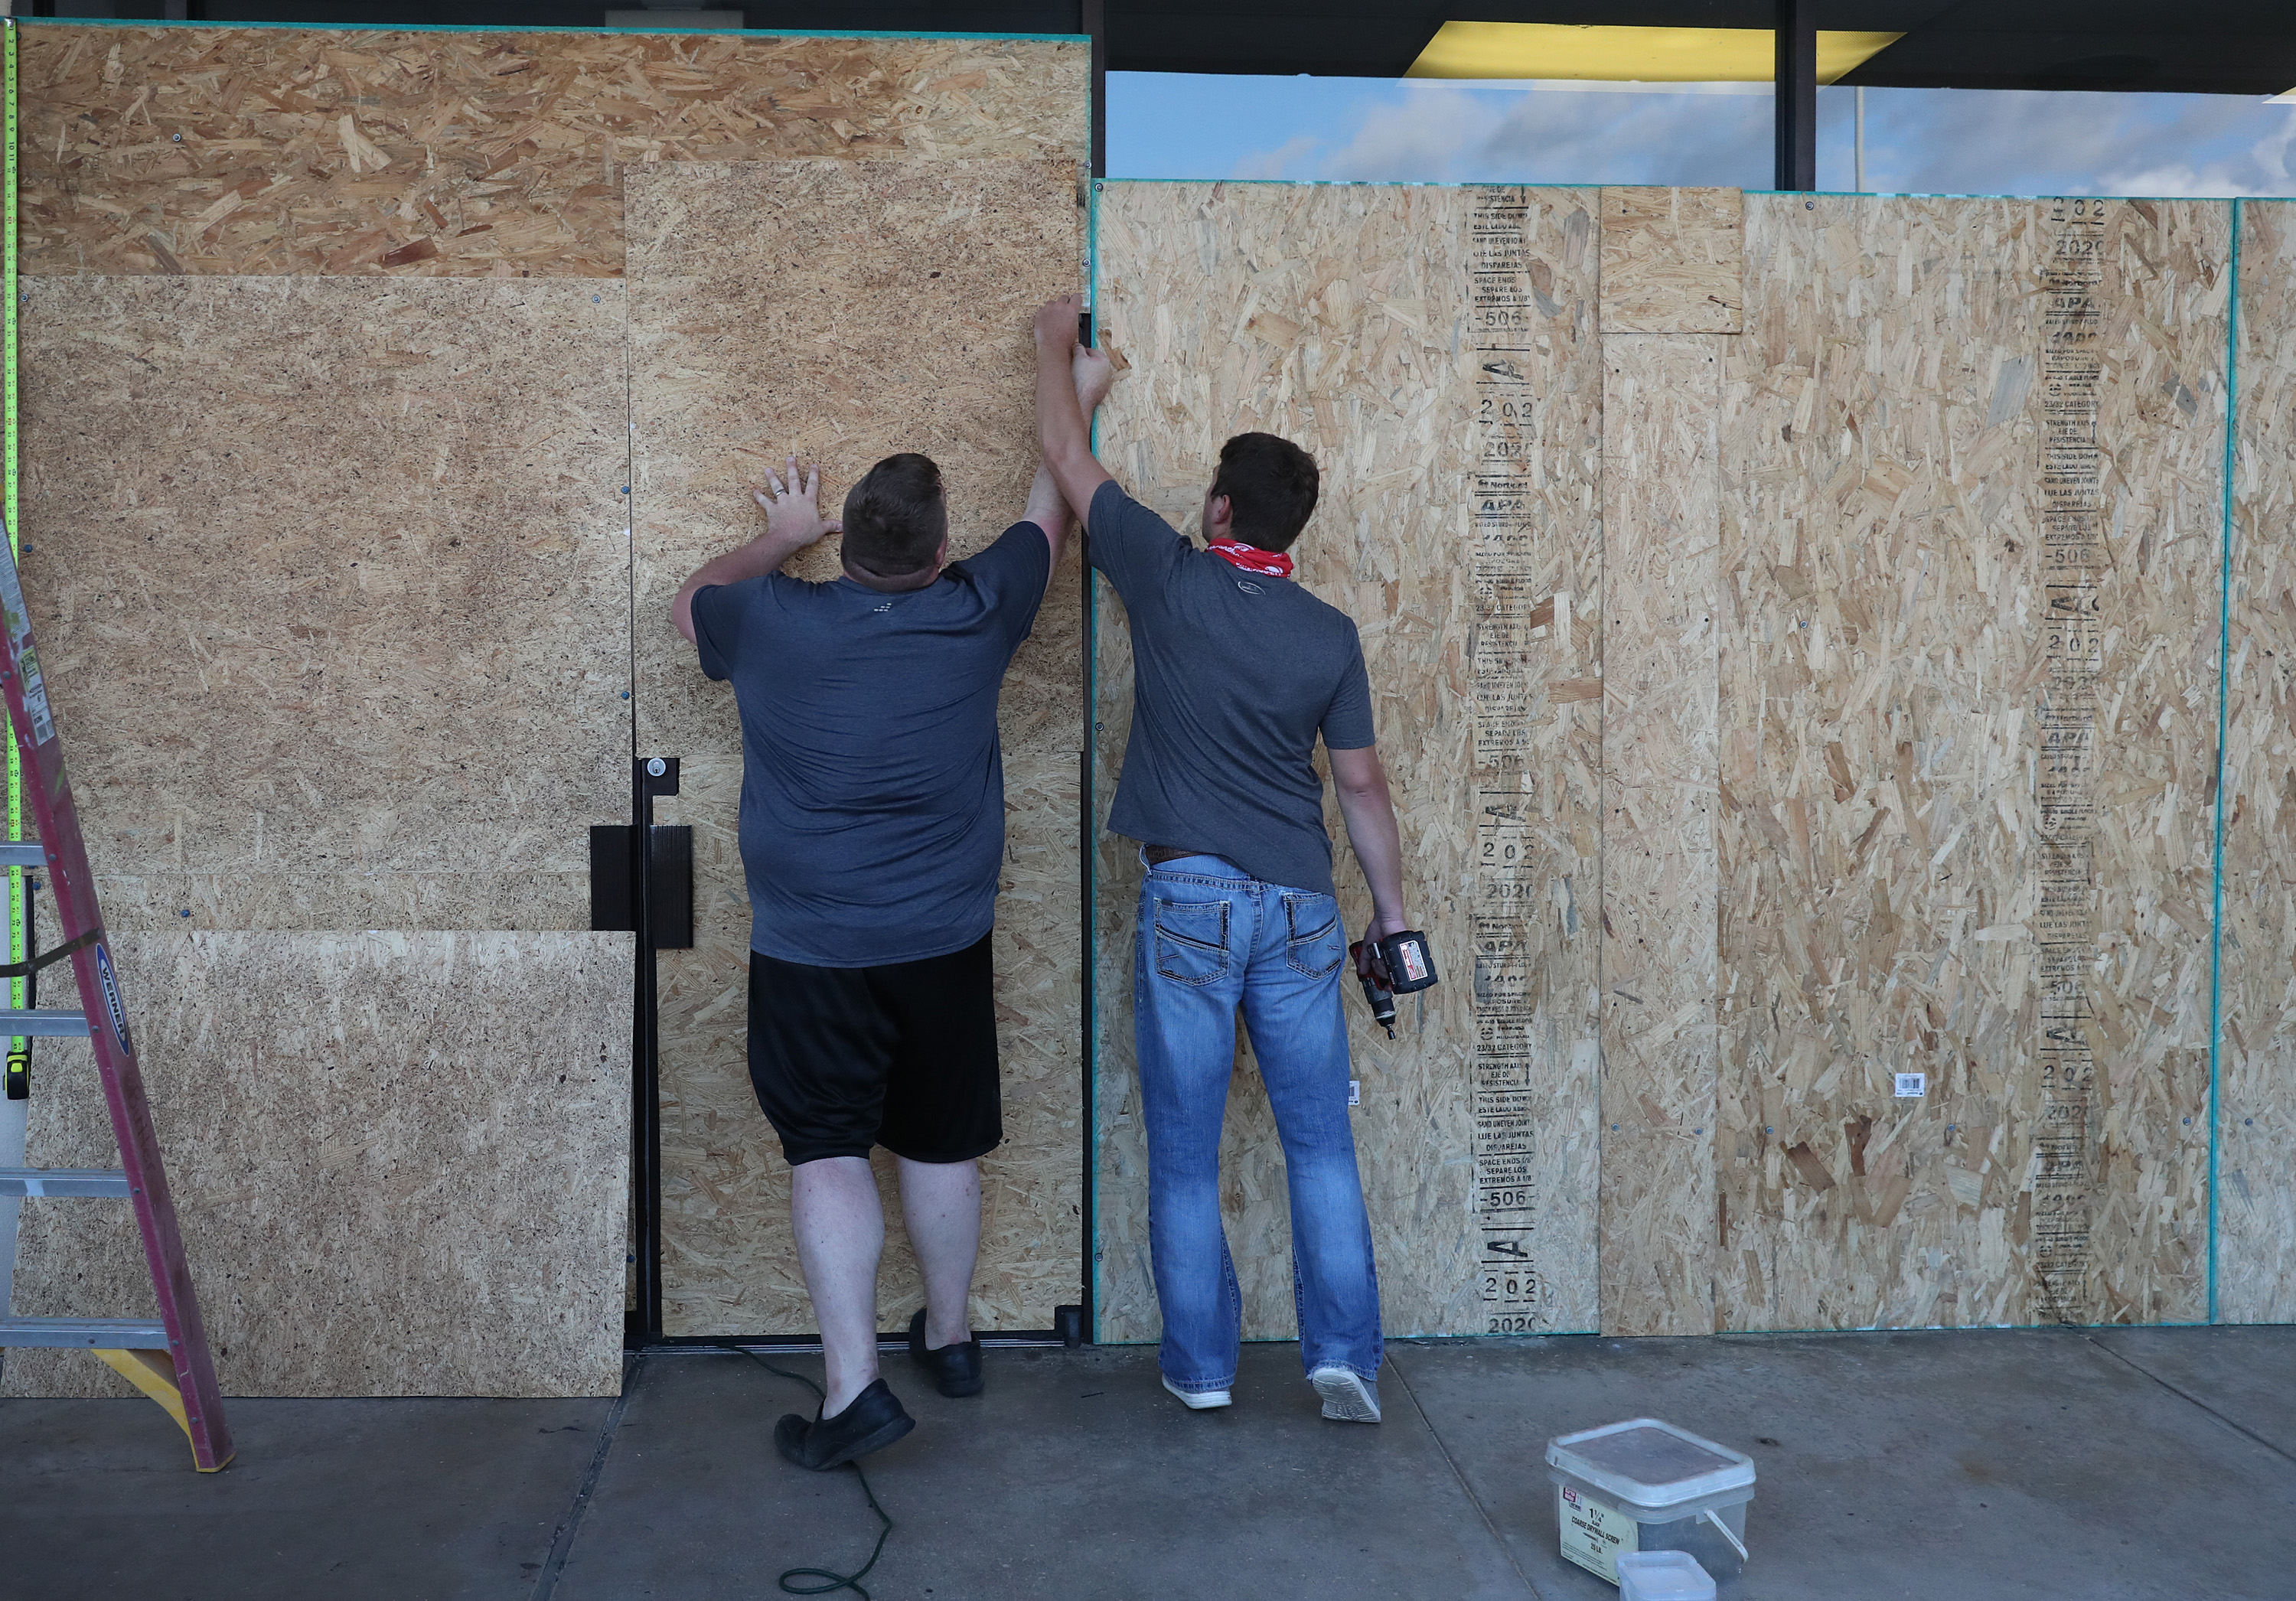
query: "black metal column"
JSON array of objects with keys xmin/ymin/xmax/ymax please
[
  {"xmin": 628, "ymin": 755, "xmax": 680, "ymax": 1346},
  {"xmin": 1082, "ymin": 0, "xmax": 1106, "ymax": 181},
  {"xmin": 1773, "ymin": 0, "xmax": 1817, "ymax": 191}
]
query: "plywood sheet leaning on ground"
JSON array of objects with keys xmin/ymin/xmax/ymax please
[
  {"xmin": 1091, "ymin": 182, "xmax": 1603, "ymax": 1342},
  {"xmin": 18, "ymin": 274, "xmax": 630, "ymax": 931},
  {"xmin": 2219, "ymin": 199, "xmax": 2296, "ymax": 1324},
  {"xmin": 1716, "ymin": 196, "xmax": 2225, "ymax": 1330},
  {"xmin": 628, "ymin": 159, "xmax": 1083, "ymax": 1335},
  {"xmin": 2, "ymin": 931, "xmax": 631, "ymax": 1399},
  {"xmin": 17, "ymin": 24, "xmax": 1086, "ymax": 279}
]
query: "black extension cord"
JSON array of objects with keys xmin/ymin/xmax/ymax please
[{"xmin": 726, "ymin": 1345, "xmax": 897, "ymax": 1599}]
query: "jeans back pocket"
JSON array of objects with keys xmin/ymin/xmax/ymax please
[
  {"xmin": 1153, "ymin": 897, "xmax": 1231, "ymax": 986},
  {"xmin": 1281, "ymin": 892, "xmax": 1345, "ymax": 979}
]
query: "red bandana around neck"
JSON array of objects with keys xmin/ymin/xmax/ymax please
[{"xmin": 1206, "ymin": 539, "xmax": 1294, "ymax": 579}]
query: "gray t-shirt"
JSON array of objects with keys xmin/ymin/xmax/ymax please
[
  {"xmin": 1090, "ymin": 481, "xmax": 1375, "ymax": 896},
  {"xmin": 690, "ymin": 523, "xmax": 1049, "ymax": 967}
]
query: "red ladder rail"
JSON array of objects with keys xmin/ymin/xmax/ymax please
[{"xmin": 0, "ymin": 525, "xmax": 233, "ymax": 1471}]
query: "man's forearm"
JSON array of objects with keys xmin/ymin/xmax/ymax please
[
  {"xmin": 697, "ymin": 533, "xmax": 802, "ymax": 589},
  {"xmin": 1036, "ymin": 339, "xmax": 1090, "ymax": 466},
  {"xmin": 1336, "ymin": 786, "xmax": 1407, "ymax": 925},
  {"xmin": 1035, "ymin": 341, "xmax": 1107, "ymax": 520}
]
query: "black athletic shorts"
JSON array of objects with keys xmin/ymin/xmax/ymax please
[{"xmin": 747, "ymin": 931, "xmax": 1003, "ymax": 1168}]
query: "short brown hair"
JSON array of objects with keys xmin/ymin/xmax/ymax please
[
  {"xmin": 1210, "ymin": 433, "xmax": 1319, "ymax": 551},
  {"xmin": 842, "ymin": 454, "xmax": 947, "ymax": 576}
]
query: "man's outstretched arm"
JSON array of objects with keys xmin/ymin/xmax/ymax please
[
  {"xmin": 672, "ymin": 455, "xmax": 841, "ymax": 644},
  {"xmin": 1034, "ymin": 294, "xmax": 1115, "ymax": 530},
  {"xmin": 1020, "ymin": 343, "xmax": 1120, "ymax": 585},
  {"xmin": 1330, "ymin": 744, "xmax": 1412, "ymax": 960}
]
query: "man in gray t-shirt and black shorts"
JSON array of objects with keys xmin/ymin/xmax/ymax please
[
  {"xmin": 671, "ymin": 366, "xmax": 1110, "ymax": 1471},
  {"xmin": 1033, "ymin": 295, "xmax": 1414, "ymax": 1426}
]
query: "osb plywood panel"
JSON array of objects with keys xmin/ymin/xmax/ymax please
[
  {"xmin": 1091, "ymin": 182, "xmax": 1604, "ymax": 1343},
  {"xmin": 1597, "ymin": 334, "xmax": 1721, "ymax": 1336},
  {"xmin": 21, "ymin": 274, "xmax": 629, "ymax": 930},
  {"xmin": 19, "ymin": 24, "xmax": 1085, "ymax": 279},
  {"xmin": 0, "ymin": 931, "xmax": 630, "ymax": 1399},
  {"xmin": 627, "ymin": 158, "xmax": 1083, "ymax": 764},
  {"xmin": 653, "ymin": 753, "xmax": 1081, "ymax": 1335},
  {"xmin": 1600, "ymin": 187, "xmax": 1743, "ymax": 335},
  {"xmin": 2219, "ymin": 199, "xmax": 2296, "ymax": 1324},
  {"xmin": 1716, "ymin": 196, "xmax": 2225, "ymax": 1332},
  {"xmin": 628, "ymin": 158, "xmax": 1082, "ymax": 1335}
]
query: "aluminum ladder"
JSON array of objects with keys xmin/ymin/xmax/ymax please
[{"xmin": 0, "ymin": 525, "xmax": 233, "ymax": 1471}]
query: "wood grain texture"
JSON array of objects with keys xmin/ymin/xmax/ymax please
[
  {"xmin": 18, "ymin": 24, "xmax": 1086, "ymax": 279},
  {"xmin": 628, "ymin": 158, "xmax": 1083, "ymax": 1335},
  {"xmin": 1715, "ymin": 197, "xmax": 2224, "ymax": 1331},
  {"xmin": 2219, "ymin": 198, "xmax": 2296, "ymax": 1323},
  {"xmin": 1, "ymin": 932, "xmax": 631, "ymax": 1399},
  {"xmin": 21, "ymin": 273, "xmax": 630, "ymax": 929},
  {"xmin": 1597, "ymin": 334, "xmax": 1722, "ymax": 1336},
  {"xmin": 1092, "ymin": 182, "xmax": 1605, "ymax": 1342},
  {"xmin": 1600, "ymin": 187, "xmax": 1743, "ymax": 335}
]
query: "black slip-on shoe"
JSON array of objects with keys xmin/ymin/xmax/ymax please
[
  {"xmin": 773, "ymin": 1378, "xmax": 915, "ymax": 1471},
  {"xmin": 908, "ymin": 1307, "xmax": 985, "ymax": 1398}
]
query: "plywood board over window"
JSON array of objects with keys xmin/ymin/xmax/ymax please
[
  {"xmin": 1597, "ymin": 334, "xmax": 1721, "ymax": 1336},
  {"xmin": 2218, "ymin": 198, "xmax": 2296, "ymax": 1324},
  {"xmin": 17, "ymin": 24, "xmax": 1085, "ymax": 279},
  {"xmin": 17, "ymin": 274, "xmax": 631, "ymax": 931},
  {"xmin": 628, "ymin": 158, "xmax": 1084, "ymax": 1335},
  {"xmin": 1092, "ymin": 182, "xmax": 1605, "ymax": 1342},
  {"xmin": 1716, "ymin": 197, "xmax": 2226, "ymax": 1331},
  {"xmin": 2, "ymin": 268, "xmax": 635, "ymax": 1400}
]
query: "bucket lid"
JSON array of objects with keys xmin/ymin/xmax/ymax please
[{"xmin": 1544, "ymin": 1418, "xmax": 1755, "ymax": 1509}]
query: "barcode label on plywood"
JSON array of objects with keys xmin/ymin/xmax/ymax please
[
  {"xmin": 1467, "ymin": 189, "xmax": 1551, "ymax": 1332},
  {"xmin": 2030, "ymin": 197, "xmax": 2108, "ymax": 1318}
]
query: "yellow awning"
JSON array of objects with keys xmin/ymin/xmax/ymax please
[{"xmin": 1408, "ymin": 23, "xmax": 1903, "ymax": 86}]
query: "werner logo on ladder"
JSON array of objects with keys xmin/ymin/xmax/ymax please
[{"xmin": 0, "ymin": 523, "xmax": 235, "ymax": 1472}]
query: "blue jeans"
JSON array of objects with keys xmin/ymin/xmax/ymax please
[{"xmin": 1133, "ymin": 854, "xmax": 1383, "ymax": 1392}]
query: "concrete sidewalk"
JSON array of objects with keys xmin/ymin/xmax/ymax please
[{"xmin": 5, "ymin": 1325, "xmax": 2291, "ymax": 1600}]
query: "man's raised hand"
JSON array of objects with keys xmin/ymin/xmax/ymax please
[
  {"xmin": 1034, "ymin": 292, "xmax": 1084, "ymax": 354},
  {"xmin": 752, "ymin": 455, "xmax": 842, "ymax": 550},
  {"xmin": 673, "ymin": 453, "xmax": 837, "ymax": 644}
]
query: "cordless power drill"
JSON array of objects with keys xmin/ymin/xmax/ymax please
[{"xmin": 1348, "ymin": 931, "xmax": 1440, "ymax": 1039}]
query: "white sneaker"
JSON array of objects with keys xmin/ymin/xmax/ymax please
[
  {"xmin": 1309, "ymin": 1365, "xmax": 1381, "ymax": 1423},
  {"xmin": 1162, "ymin": 1374, "xmax": 1231, "ymax": 1410}
]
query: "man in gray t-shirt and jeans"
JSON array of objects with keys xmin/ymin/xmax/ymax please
[{"xmin": 1034, "ymin": 295, "xmax": 1412, "ymax": 1424}]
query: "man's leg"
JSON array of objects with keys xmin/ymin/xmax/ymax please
[
  {"xmin": 791, "ymin": 1156, "xmax": 888, "ymax": 1416},
  {"xmin": 751, "ymin": 952, "xmax": 915, "ymax": 1467},
  {"xmin": 1240, "ymin": 888, "xmax": 1384, "ymax": 1393},
  {"xmin": 896, "ymin": 1156, "xmax": 981, "ymax": 1349},
  {"xmin": 874, "ymin": 934, "xmax": 1003, "ymax": 1364},
  {"xmin": 1133, "ymin": 861, "xmax": 1253, "ymax": 1396}
]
